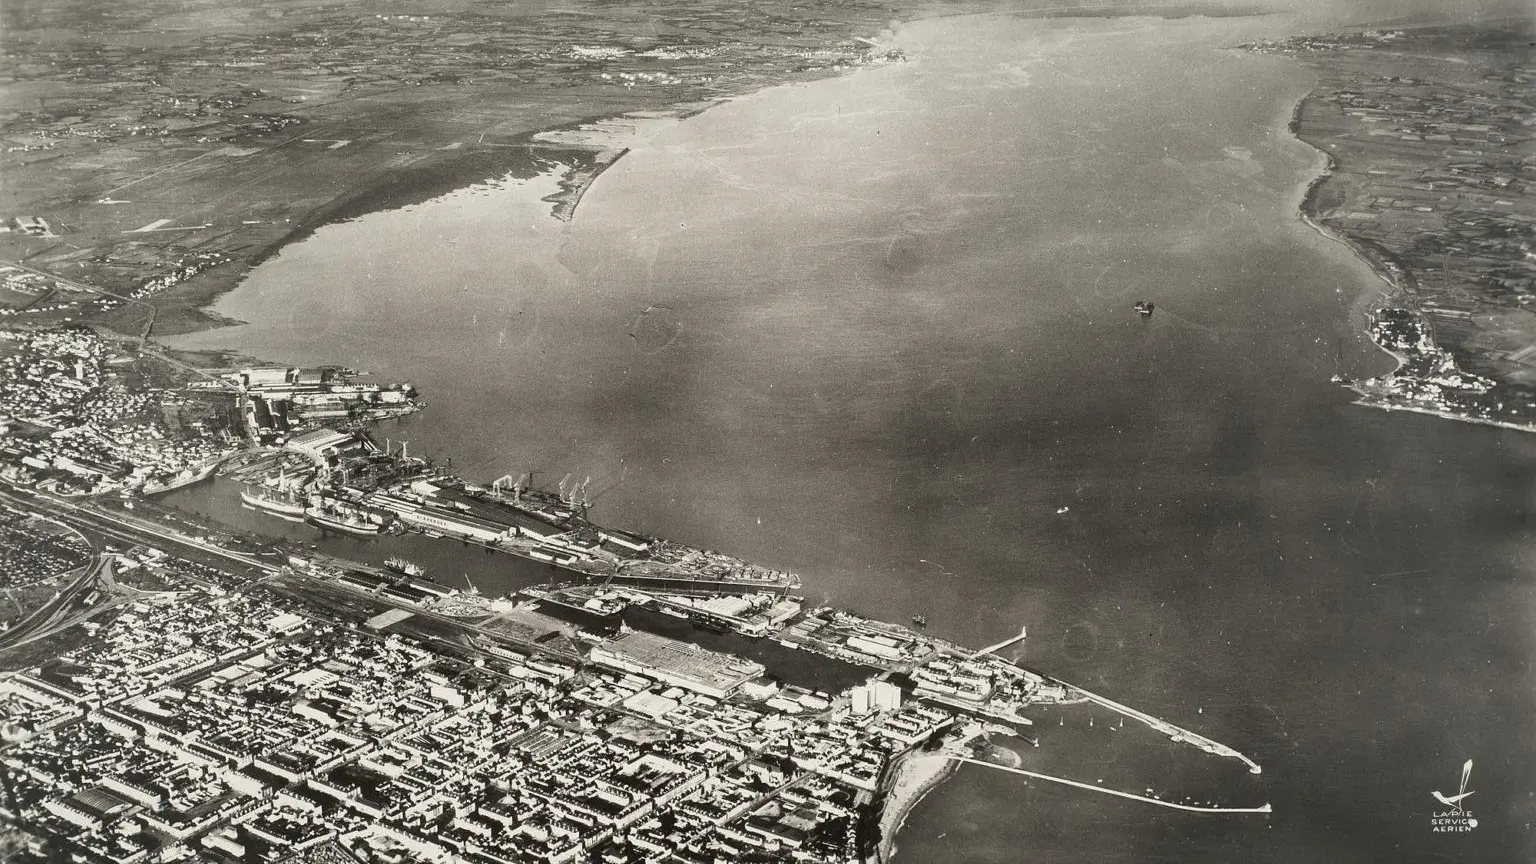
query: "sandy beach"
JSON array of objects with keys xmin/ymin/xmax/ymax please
[{"xmin": 875, "ymin": 749, "xmax": 964, "ymax": 863}]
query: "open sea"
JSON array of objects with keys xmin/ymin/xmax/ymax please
[{"xmin": 169, "ymin": 10, "xmax": 1534, "ymax": 863}]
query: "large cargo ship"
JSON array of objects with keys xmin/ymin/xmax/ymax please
[
  {"xmin": 141, "ymin": 460, "xmax": 219, "ymax": 495},
  {"xmin": 304, "ymin": 495, "xmax": 393, "ymax": 538},
  {"xmin": 305, "ymin": 507, "xmax": 386, "ymax": 537},
  {"xmin": 241, "ymin": 484, "xmax": 307, "ymax": 520},
  {"xmin": 366, "ymin": 476, "xmax": 802, "ymax": 595}
]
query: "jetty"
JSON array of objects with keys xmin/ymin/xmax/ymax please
[
  {"xmin": 1061, "ymin": 681, "xmax": 1263, "ymax": 775},
  {"xmin": 951, "ymin": 758, "xmax": 1271, "ymax": 814}
]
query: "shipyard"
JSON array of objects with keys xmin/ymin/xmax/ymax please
[
  {"xmin": 0, "ymin": 325, "xmax": 1269, "ymax": 863},
  {"xmin": 218, "ymin": 381, "xmax": 804, "ymax": 597}
]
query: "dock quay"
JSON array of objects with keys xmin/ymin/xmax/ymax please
[
  {"xmin": 600, "ymin": 565, "xmax": 801, "ymax": 597},
  {"xmin": 950, "ymin": 758, "xmax": 1271, "ymax": 814},
  {"xmin": 1059, "ymin": 680, "xmax": 1263, "ymax": 774}
]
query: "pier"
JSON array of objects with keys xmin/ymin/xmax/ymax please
[
  {"xmin": 1060, "ymin": 681, "xmax": 1264, "ymax": 775},
  {"xmin": 951, "ymin": 758, "xmax": 1272, "ymax": 814},
  {"xmin": 972, "ymin": 624, "xmax": 1028, "ymax": 659}
]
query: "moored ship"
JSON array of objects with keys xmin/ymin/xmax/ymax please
[
  {"xmin": 305, "ymin": 496, "xmax": 393, "ymax": 538},
  {"xmin": 241, "ymin": 483, "xmax": 307, "ymax": 520},
  {"xmin": 141, "ymin": 460, "xmax": 219, "ymax": 495},
  {"xmin": 305, "ymin": 507, "xmax": 385, "ymax": 537}
]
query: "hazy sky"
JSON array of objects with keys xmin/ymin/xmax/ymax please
[
  {"xmin": 1289, "ymin": 0, "xmax": 1530, "ymax": 26},
  {"xmin": 979, "ymin": 0, "xmax": 1533, "ymax": 28}
]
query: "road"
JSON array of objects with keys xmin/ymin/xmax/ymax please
[
  {"xmin": 0, "ymin": 487, "xmax": 277, "ymax": 586},
  {"xmin": 0, "ymin": 558, "xmax": 103, "ymax": 652},
  {"xmin": 0, "ymin": 485, "xmax": 594, "ymax": 671},
  {"xmin": 0, "ymin": 258, "xmax": 157, "ymax": 349},
  {"xmin": 0, "ymin": 258, "xmax": 228, "ymax": 382},
  {"xmin": 1, "ymin": 484, "xmax": 1272, "ymax": 807}
]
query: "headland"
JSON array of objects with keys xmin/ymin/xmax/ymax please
[{"xmin": 1250, "ymin": 22, "xmax": 1536, "ymax": 432}]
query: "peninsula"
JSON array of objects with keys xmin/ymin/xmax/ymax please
[{"xmin": 1248, "ymin": 23, "xmax": 1535, "ymax": 431}]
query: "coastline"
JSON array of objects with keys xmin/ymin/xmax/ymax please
[
  {"xmin": 1278, "ymin": 40, "xmax": 1533, "ymax": 437},
  {"xmin": 1285, "ymin": 73, "xmax": 1504, "ymax": 432},
  {"xmin": 1347, "ymin": 396, "xmax": 1536, "ymax": 435},
  {"xmin": 14, "ymin": 14, "xmax": 1514, "ymax": 863},
  {"xmin": 1288, "ymin": 94, "xmax": 1407, "ymax": 319},
  {"xmin": 874, "ymin": 749, "xmax": 963, "ymax": 863},
  {"xmin": 142, "ymin": 130, "xmax": 648, "ymax": 339},
  {"xmin": 1292, "ymin": 115, "xmax": 1534, "ymax": 436},
  {"xmin": 143, "ymin": 57, "xmax": 907, "ymax": 347}
]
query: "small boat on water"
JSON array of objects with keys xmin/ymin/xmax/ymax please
[
  {"xmin": 384, "ymin": 557, "xmax": 426, "ymax": 578},
  {"xmin": 1134, "ymin": 301, "xmax": 1155, "ymax": 317},
  {"xmin": 911, "ymin": 615, "xmax": 928, "ymax": 628}
]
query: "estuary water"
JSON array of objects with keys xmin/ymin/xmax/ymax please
[{"xmin": 170, "ymin": 11, "xmax": 1534, "ymax": 863}]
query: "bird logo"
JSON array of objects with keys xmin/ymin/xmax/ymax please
[{"xmin": 1432, "ymin": 760, "xmax": 1474, "ymax": 814}]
